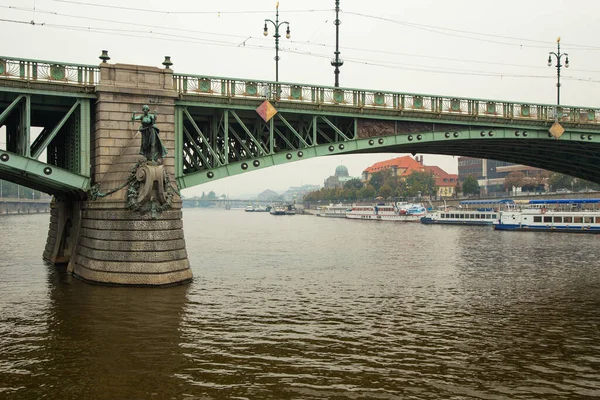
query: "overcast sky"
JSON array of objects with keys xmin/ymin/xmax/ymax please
[{"xmin": 2, "ymin": 0, "xmax": 599, "ymax": 197}]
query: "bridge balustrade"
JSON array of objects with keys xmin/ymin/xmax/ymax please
[
  {"xmin": 173, "ymin": 73, "xmax": 600, "ymax": 126},
  {"xmin": 0, "ymin": 56, "xmax": 98, "ymax": 86}
]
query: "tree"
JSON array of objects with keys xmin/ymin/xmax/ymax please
[
  {"xmin": 504, "ymin": 171, "xmax": 525, "ymax": 190},
  {"xmin": 369, "ymin": 170, "xmax": 392, "ymax": 192},
  {"xmin": 378, "ymin": 184, "xmax": 393, "ymax": 199},
  {"xmin": 548, "ymin": 172, "xmax": 575, "ymax": 191},
  {"xmin": 358, "ymin": 185, "xmax": 376, "ymax": 201},
  {"xmin": 343, "ymin": 178, "xmax": 363, "ymax": 190},
  {"xmin": 405, "ymin": 171, "xmax": 437, "ymax": 197},
  {"xmin": 462, "ymin": 175, "xmax": 480, "ymax": 196}
]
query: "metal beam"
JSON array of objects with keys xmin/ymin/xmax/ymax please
[
  {"xmin": 0, "ymin": 95, "xmax": 24, "ymax": 126},
  {"xmin": 31, "ymin": 99, "xmax": 80, "ymax": 159}
]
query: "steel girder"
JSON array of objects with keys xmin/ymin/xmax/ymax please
[
  {"xmin": 176, "ymin": 102, "xmax": 600, "ymax": 188},
  {"xmin": 0, "ymin": 89, "xmax": 92, "ymax": 197}
]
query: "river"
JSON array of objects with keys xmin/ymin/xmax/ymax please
[{"xmin": 1, "ymin": 209, "xmax": 599, "ymax": 399}]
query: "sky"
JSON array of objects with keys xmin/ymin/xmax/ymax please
[{"xmin": 2, "ymin": 0, "xmax": 600, "ymax": 198}]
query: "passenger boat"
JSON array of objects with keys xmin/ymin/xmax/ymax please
[
  {"xmin": 285, "ymin": 204, "xmax": 296, "ymax": 215},
  {"xmin": 254, "ymin": 205, "xmax": 269, "ymax": 212},
  {"xmin": 316, "ymin": 204, "xmax": 348, "ymax": 218},
  {"xmin": 245, "ymin": 204, "xmax": 254, "ymax": 212},
  {"xmin": 270, "ymin": 204, "xmax": 287, "ymax": 215},
  {"xmin": 420, "ymin": 199, "xmax": 514, "ymax": 226},
  {"xmin": 346, "ymin": 202, "xmax": 426, "ymax": 222},
  {"xmin": 495, "ymin": 198, "xmax": 600, "ymax": 233}
]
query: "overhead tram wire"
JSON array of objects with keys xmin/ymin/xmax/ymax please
[
  {"xmin": 343, "ymin": 11, "xmax": 600, "ymax": 51},
  {"xmin": 6, "ymin": 5, "xmax": 600, "ymax": 74},
  {"xmin": 0, "ymin": 17, "xmax": 596, "ymax": 83},
  {"xmin": 51, "ymin": 0, "xmax": 331, "ymax": 15}
]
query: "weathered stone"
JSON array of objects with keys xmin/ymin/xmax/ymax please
[
  {"xmin": 81, "ymin": 218, "xmax": 183, "ymax": 231},
  {"xmin": 79, "ymin": 237, "xmax": 186, "ymax": 252},
  {"xmin": 81, "ymin": 227, "xmax": 184, "ymax": 241},
  {"xmin": 73, "ymin": 255, "xmax": 190, "ymax": 273},
  {"xmin": 77, "ymin": 245, "xmax": 187, "ymax": 262}
]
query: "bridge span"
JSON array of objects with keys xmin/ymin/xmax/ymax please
[{"xmin": 1, "ymin": 55, "xmax": 599, "ymax": 286}]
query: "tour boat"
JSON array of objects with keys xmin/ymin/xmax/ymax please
[
  {"xmin": 494, "ymin": 199, "xmax": 600, "ymax": 233},
  {"xmin": 346, "ymin": 202, "xmax": 426, "ymax": 222},
  {"xmin": 316, "ymin": 204, "xmax": 349, "ymax": 218},
  {"xmin": 420, "ymin": 199, "xmax": 514, "ymax": 226},
  {"xmin": 270, "ymin": 204, "xmax": 287, "ymax": 215},
  {"xmin": 245, "ymin": 204, "xmax": 254, "ymax": 212}
]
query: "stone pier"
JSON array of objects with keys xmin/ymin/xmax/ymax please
[{"xmin": 43, "ymin": 63, "xmax": 192, "ymax": 286}]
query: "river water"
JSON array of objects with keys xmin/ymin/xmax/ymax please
[{"xmin": 1, "ymin": 209, "xmax": 599, "ymax": 399}]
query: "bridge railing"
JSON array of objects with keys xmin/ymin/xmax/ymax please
[
  {"xmin": 0, "ymin": 57, "xmax": 99, "ymax": 86},
  {"xmin": 174, "ymin": 73, "xmax": 600, "ymax": 125}
]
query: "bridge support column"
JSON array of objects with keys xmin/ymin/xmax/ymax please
[{"xmin": 45, "ymin": 62, "xmax": 192, "ymax": 286}]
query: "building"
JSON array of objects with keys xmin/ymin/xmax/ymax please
[
  {"xmin": 362, "ymin": 156, "xmax": 458, "ymax": 198},
  {"xmin": 282, "ymin": 184, "xmax": 321, "ymax": 202},
  {"xmin": 324, "ymin": 165, "xmax": 355, "ymax": 189},
  {"xmin": 457, "ymin": 157, "xmax": 548, "ymax": 195}
]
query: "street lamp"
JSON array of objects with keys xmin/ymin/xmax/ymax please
[
  {"xmin": 547, "ymin": 37, "xmax": 569, "ymax": 107},
  {"xmin": 263, "ymin": 1, "xmax": 290, "ymax": 82},
  {"xmin": 331, "ymin": 0, "xmax": 344, "ymax": 87}
]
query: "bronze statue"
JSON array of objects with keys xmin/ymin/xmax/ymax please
[{"xmin": 132, "ymin": 105, "xmax": 167, "ymax": 163}]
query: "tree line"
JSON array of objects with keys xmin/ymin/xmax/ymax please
[{"xmin": 304, "ymin": 169, "xmax": 438, "ymax": 203}]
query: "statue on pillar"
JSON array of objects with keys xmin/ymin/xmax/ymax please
[{"xmin": 132, "ymin": 105, "xmax": 168, "ymax": 163}]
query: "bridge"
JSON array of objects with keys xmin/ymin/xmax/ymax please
[{"xmin": 1, "ymin": 55, "xmax": 599, "ymax": 285}]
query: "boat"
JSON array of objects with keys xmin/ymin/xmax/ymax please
[
  {"xmin": 346, "ymin": 202, "xmax": 426, "ymax": 222},
  {"xmin": 270, "ymin": 203, "xmax": 288, "ymax": 215},
  {"xmin": 420, "ymin": 199, "xmax": 514, "ymax": 226},
  {"xmin": 254, "ymin": 205, "xmax": 270, "ymax": 212},
  {"xmin": 494, "ymin": 198, "xmax": 600, "ymax": 233},
  {"xmin": 285, "ymin": 204, "xmax": 296, "ymax": 215},
  {"xmin": 316, "ymin": 204, "xmax": 349, "ymax": 218},
  {"xmin": 245, "ymin": 204, "xmax": 254, "ymax": 212}
]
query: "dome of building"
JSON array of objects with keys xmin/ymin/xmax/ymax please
[{"xmin": 335, "ymin": 165, "xmax": 349, "ymax": 177}]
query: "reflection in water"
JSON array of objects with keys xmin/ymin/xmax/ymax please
[{"xmin": 1, "ymin": 211, "xmax": 600, "ymax": 399}]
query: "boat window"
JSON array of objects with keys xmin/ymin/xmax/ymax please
[
  {"xmin": 553, "ymin": 216, "xmax": 562, "ymax": 223},
  {"xmin": 492, "ymin": 214, "xmax": 497, "ymax": 219},
  {"xmin": 574, "ymin": 216, "xmax": 583, "ymax": 223},
  {"xmin": 475, "ymin": 214, "xmax": 480, "ymax": 219},
  {"xmin": 534, "ymin": 216, "xmax": 542, "ymax": 222},
  {"xmin": 584, "ymin": 217, "xmax": 594, "ymax": 224},
  {"xmin": 543, "ymin": 216, "xmax": 552, "ymax": 223},
  {"xmin": 564, "ymin": 216, "xmax": 573, "ymax": 223},
  {"xmin": 596, "ymin": 217, "xmax": 600, "ymax": 224},
  {"xmin": 450, "ymin": 214, "xmax": 455, "ymax": 218}
]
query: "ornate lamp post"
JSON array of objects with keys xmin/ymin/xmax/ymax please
[
  {"xmin": 331, "ymin": 0, "xmax": 343, "ymax": 87},
  {"xmin": 263, "ymin": 2, "xmax": 291, "ymax": 82},
  {"xmin": 547, "ymin": 37, "xmax": 569, "ymax": 106}
]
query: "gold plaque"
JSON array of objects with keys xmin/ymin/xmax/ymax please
[{"xmin": 549, "ymin": 121, "xmax": 565, "ymax": 139}]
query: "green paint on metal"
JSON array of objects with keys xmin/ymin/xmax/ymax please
[
  {"xmin": 199, "ymin": 79, "xmax": 211, "ymax": 93},
  {"xmin": 413, "ymin": 96, "xmax": 423, "ymax": 109},
  {"xmin": 0, "ymin": 150, "xmax": 89, "ymax": 193},
  {"xmin": 290, "ymin": 85, "xmax": 302, "ymax": 100},
  {"xmin": 333, "ymin": 89, "xmax": 344, "ymax": 104},
  {"xmin": 245, "ymin": 82, "xmax": 257, "ymax": 96},
  {"xmin": 31, "ymin": 99, "xmax": 80, "ymax": 159},
  {"xmin": 0, "ymin": 59, "xmax": 5, "ymax": 74},
  {"xmin": 521, "ymin": 105, "xmax": 530, "ymax": 117},
  {"xmin": 374, "ymin": 92, "xmax": 385, "ymax": 106}
]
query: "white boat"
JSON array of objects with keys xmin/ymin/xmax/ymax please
[
  {"xmin": 495, "ymin": 198, "xmax": 600, "ymax": 233},
  {"xmin": 316, "ymin": 204, "xmax": 348, "ymax": 218},
  {"xmin": 245, "ymin": 204, "xmax": 254, "ymax": 212},
  {"xmin": 271, "ymin": 203, "xmax": 295, "ymax": 215},
  {"xmin": 346, "ymin": 202, "xmax": 426, "ymax": 222},
  {"xmin": 254, "ymin": 205, "xmax": 269, "ymax": 212},
  {"xmin": 420, "ymin": 199, "xmax": 514, "ymax": 226}
]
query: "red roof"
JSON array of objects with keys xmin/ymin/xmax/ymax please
[
  {"xmin": 363, "ymin": 156, "xmax": 424, "ymax": 175},
  {"xmin": 424, "ymin": 166, "xmax": 458, "ymax": 187}
]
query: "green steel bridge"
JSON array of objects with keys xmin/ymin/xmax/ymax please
[{"xmin": 1, "ymin": 55, "xmax": 600, "ymax": 198}]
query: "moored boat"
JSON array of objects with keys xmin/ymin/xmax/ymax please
[
  {"xmin": 420, "ymin": 199, "xmax": 513, "ymax": 226},
  {"xmin": 494, "ymin": 198, "xmax": 600, "ymax": 233},
  {"xmin": 270, "ymin": 204, "xmax": 287, "ymax": 215},
  {"xmin": 346, "ymin": 202, "xmax": 426, "ymax": 222},
  {"xmin": 316, "ymin": 204, "xmax": 348, "ymax": 218},
  {"xmin": 245, "ymin": 204, "xmax": 254, "ymax": 212}
]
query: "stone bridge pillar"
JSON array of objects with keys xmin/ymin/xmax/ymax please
[{"xmin": 44, "ymin": 62, "xmax": 192, "ymax": 286}]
